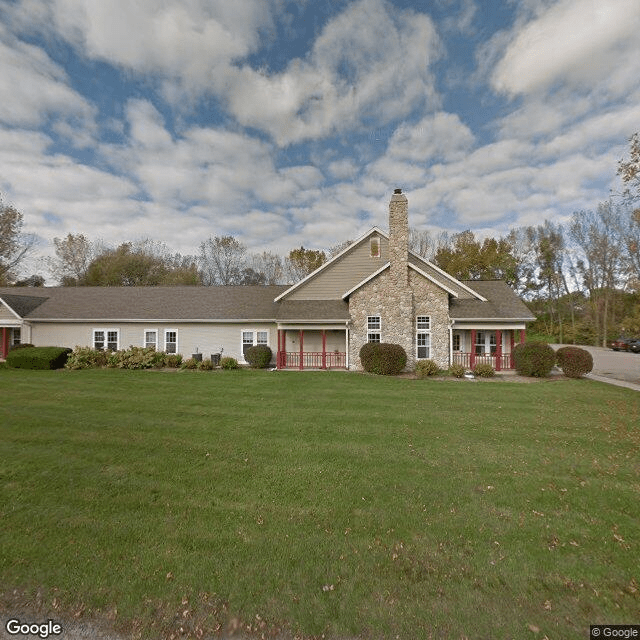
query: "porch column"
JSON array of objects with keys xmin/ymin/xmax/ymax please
[
  {"xmin": 321, "ymin": 330, "xmax": 327, "ymax": 370},
  {"xmin": 520, "ymin": 329, "xmax": 526, "ymax": 345},
  {"xmin": 510, "ymin": 331, "xmax": 515, "ymax": 369},
  {"xmin": 1, "ymin": 328, "xmax": 8, "ymax": 359},
  {"xmin": 470, "ymin": 329, "xmax": 476, "ymax": 370},
  {"xmin": 276, "ymin": 330, "xmax": 282, "ymax": 369},
  {"xmin": 299, "ymin": 330, "xmax": 304, "ymax": 370},
  {"xmin": 495, "ymin": 330, "xmax": 502, "ymax": 372}
]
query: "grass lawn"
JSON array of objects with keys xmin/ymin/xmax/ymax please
[{"xmin": 1, "ymin": 369, "xmax": 639, "ymax": 639}]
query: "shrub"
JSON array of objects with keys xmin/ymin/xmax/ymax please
[
  {"xmin": 556, "ymin": 346, "xmax": 593, "ymax": 378},
  {"xmin": 164, "ymin": 354, "xmax": 183, "ymax": 368},
  {"xmin": 245, "ymin": 344, "xmax": 273, "ymax": 368},
  {"xmin": 9, "ymin": 343, "xmax": 34, "ymax": 351},
  {"xmin": 449, "ymin": 363, "xmax": 466, "ymax": 378},
  {"xmin": 6, "ymin": 346, "xmax": 71, "ymax": 370},
  {"xmin": 359, "ymin": 343, "xmax": 407, "ymax": 376},
  {"xmin": 220, "ymin": 356, "xmax": 239, "ymax": 370},
  {"xmin": 473, "ymin": 363, "xmax": 495, "ymax": 378},
  {"xmin": 180, "ymin": 357, "xmax": 200, "ymax": 370},
  {"xmin": 512, "ymin": 341, "xmax": 556, "ymax": 377},
  {"xmin": 415, "ymin": 359, "xmax": 439, "ymax": 378},
  {"xmin": 65, "ymin": 346, "xmax": 109, "ymax": 369},
  {"xmin": 111, "ymin": 346, "xmax": 160, "ymax": 370},
  {"xmin": 198, "ymin": 359, "xmax": 215, "ymax": 371}
]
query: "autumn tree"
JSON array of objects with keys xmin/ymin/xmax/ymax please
[
  {"xmin": 434, "ymin": 230, "xmax": 519, "ymax": 287},
  {"xmin": 250, "ymin": 251, "xmax": 285, "ymax": 284},
  {"xmin": 285, "ymin": 246, "xmax": 326, "ymax": 282},
  {"xmin": 618, "ymin": 132, "xmax": 640, "ymax": 205},
  {"xmin": 199, "ymin": 236, "xmax": 247, "ymax": 285},
  {"xmin": 48, "ymin": 233, "xmax": 96, "ymax": 285},
  {"xmin": 0, "ymin": 198, "xmax": 34, "ymax": 285}
]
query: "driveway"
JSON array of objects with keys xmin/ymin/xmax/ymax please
[{"xmin": 553, "ymin": 344, "xmax": 640, "ymax": 389}]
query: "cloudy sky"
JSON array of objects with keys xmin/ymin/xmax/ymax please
[{"xmin": 1, "ymin": 0, "xmax": 639, "ymax": 277}]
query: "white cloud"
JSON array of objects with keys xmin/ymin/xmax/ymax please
[
  {"xmin": 492, "ymin": 0, "xmax": 640, "ymax": 96},
  {"xmin": 223, "ymin": 0, "xmax": 442, "ymax": 145},
  {"xmin": 0, "ymin": 25, "xmax": 96, "ymax": 138}
]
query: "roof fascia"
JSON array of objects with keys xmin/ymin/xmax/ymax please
[
  {"xmin": 408, "ymin": 263, "xmax": 459, "ymax": 298},
  {"xmin": 341, "ymin": 262, "xmax": 390, "ymax": 299},
  {"xmin": 25, "ymin": 318, "xmax": 280, "ymax": 323},
  {"xmin": 451, "ymin": 317, "xmax": 536, "ymax": 322},
  {"xmin": 408, "ymin": 252, "xmax": 487, "ymax": 301},
  {"xmin": 0, "ymin": 297, "xmax": 23, "ymax": 320},
  {"xmin": 274, "ymin": 227, "xmax": 386, "ymax": 302}
]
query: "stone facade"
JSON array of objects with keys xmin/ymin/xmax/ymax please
[{"xmin": 347, "ymin": 189, "xmax": 451, "ymax": 371}]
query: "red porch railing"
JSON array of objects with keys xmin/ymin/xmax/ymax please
[
  {"xmin": 452, "ymin": 352, "xmax": 513, "ymax": 370},
  {"xmin": 278, "ymin": 351, "xmax": 346, "ymax": 369}
]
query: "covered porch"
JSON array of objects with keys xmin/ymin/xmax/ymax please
[
  {"xmin": 451, "ymin": 326, "xmax": 526, "ymax": 372},
  {"xmin": 0, "ymin": 326, "xmax": 22, "ymax": 359},
  {"xmin": 276, "ymin": 324, "xmax": 348, "ymax": 370}
]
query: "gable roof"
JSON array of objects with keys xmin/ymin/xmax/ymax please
[
  {"xmin": 450, "ymin": 281, "xmax": 535, "ymax": 321},
  {"xmin": 0, "ymin": 286, "xmax": 289, "ymax": 321},
  {"xmin": 0, "ymin": 293, "xmax": 49, "ymax": 318},
  {"xmin": 275, "ymin": 226, "xmax": 486, "ymax": 303}
]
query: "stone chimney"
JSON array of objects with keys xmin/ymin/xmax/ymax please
[{"xmin": 389, "ymin": 187, "xmax": 409, "ymax": 286}]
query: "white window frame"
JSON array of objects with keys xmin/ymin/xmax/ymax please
[
  {"xmin": 93, "ymin": 328, "xmax": 120, "ymax": 352},
  {"xmin": 10, "ymin": 327, "xmax": 21, "ymax": 347},
  {"xmin": 164, "ymin": 329, "xmax": 178, "ymax": 354},
  {"xmin": 416, "ymin": 316, "xmax": 431, "ymax": 360},
  {"xmin": 144, "ymin": 329, "xmax": 158, "ymax": 350},
  {"xmin": 241, "ymin": 329, "xmax": 269, "ymax": 361},
  {"xmin": 452, "ymin": 333, "xmax": 461, "ymax": 352},
  {"xmin": 367, "ymin": 315, "xmax": 381, "ymax": 343}
]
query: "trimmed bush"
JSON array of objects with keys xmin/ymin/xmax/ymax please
[
  {"xmin": 220, "ymin": 356, "xmax": 239, "ymax": 370},
  {"xmin": 6, "ymin": 346, "xmax": 71, "ymax": 370},
  {"xmin": 556, "ymin": 346, "xmax": 593, "ymax": 378},
  {"xmin": 359, "ymin": 342, "xmax": 407, "ymax": 376},
  {"xmin": 415, "ymin": 359, "xmax": 439, "ymax": 378},
  {"xmin": 198, "ymin": 359, "xmax": 215, "ymax": 371},
  {"xmin": 449, "ymin": 363, "xmax": 466, "ymax": 378},
  {"xmin": 245, "ymin": 344, "xmax": 273, "ymax": 368},
  {"xmin": 473, "ymin": 363, "xmax": 495, "ymax": 378},
  {"xmin": 512, "ymin": 341, "xmax": 556, "ymax": 377},
  {"xmin": 65, "ymin": 346, "xmax": 109, "ymax": 369},
  {"xmin": 164, "ymin": 354, "xmax": 183, "ymax": 368}
]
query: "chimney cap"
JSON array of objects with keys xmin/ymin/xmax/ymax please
[{"xmin": 393, "ymin": 188, "xmax": 402, "ymax": 194}]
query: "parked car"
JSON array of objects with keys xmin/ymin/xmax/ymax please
[
  {"xmin": 609, "ymin": 337, "xmax": 633, "ymax": 351},
  {"xmin": 628, "ymin": 339, "xmax": 640, "ymax": 354}
]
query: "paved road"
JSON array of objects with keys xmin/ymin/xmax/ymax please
[{"xmin": 553, "ymin": 344, "xmax": 640, "ymax": 389}]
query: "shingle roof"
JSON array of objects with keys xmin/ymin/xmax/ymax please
[
  {"xmin": 450, "ymin": 281, "xmax": 535, "ymax": 320},
  {"xmin": 276, "ymin": 299, "xmax": 350, "ymax": 321},
  {"xmin": 0, "ymin": 293, "xmax": 49, "ymax": 317},
  {"xmin": 0, "ymin": 286, "xmax": 289, "ymax": 320}
]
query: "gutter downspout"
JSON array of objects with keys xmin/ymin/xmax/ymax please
[{"xmin": 449, "ymin": 320, "xmax": 454, "ymax": 368}]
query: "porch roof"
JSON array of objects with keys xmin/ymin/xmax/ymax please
[
  {"xmin": 276, "ymin": 299, "xmax": 350, "ymax": 322},
  {"xmin": 450, "ymin": 281, "xmax": 535, "ymax": 321}
]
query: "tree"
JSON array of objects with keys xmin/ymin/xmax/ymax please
[
  {"xmin": 14, "ymin": 275, "xmax": 45, "ymax": 287},
  {"xmin": 199, "ymin": 236, "xmax": 247, "ymax": 285},
  {"xmin": 285, "ymin": 246, "xmax": 326, "ymax": 282},
  {"xmin": 48, "ymin": 233, "xmax": 96, "ymax": 285},
  {"xmin": 434, "ymin": 230, "xmax": 519, "ymax": 287},
  {"xmin": 569, "ymin": 202, "xmax": 625, "ymax": 346},
  {"xmin": 250, "ymin": 251, "xmax": 285, "ymax": 284},
  {"xmin": 0, "ymin": 198, "xmax": 34, "ymax": 285},
  {"xmin": 83, "ymin": 242, "xmax": 199, "ymax": 286},
  {"xmin": 618, "ymin": 132, "xmax": 640, "ymax": 205}
]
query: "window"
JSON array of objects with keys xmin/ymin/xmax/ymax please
[
  {"xmin": 144, "ymin": 330, "xmax": 158, "ymax": 350},
  {"xmin": 93, "ymin": 328, "xmax": 119, "ymax": 351},
  {"xmin": 164, "ymin": 330, "xmax": 177, "ymax": 354},
  {"xmin": 474, "ymin": 332, "xmax": 496, "ymax": 355},
  {"xmin": 10, "ymin": 328, "xmax": 21, "ymax": 347},
  {"xmin": 475, "ymin": 331, "xmax": 485, "ymax": 355},
  {"xmin": 367, "ymin": 316, "xmax": 381, "ymax": 343},
  {"xmin": 452, "ymin": 333, "xmax": 461, "ymax": 352},
  {"xmin": 242, "ymin": 330, "xmax": 269, "ymax": 360},
  {"xmin": 416, "ymin": 315, "xmax": 431, "ymax": 359},
  {"xmin": 370, "ymin": 236, "xmax": 381, "ymax": 258}
]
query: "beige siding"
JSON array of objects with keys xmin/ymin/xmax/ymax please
[
  {"xmin": 0, "ymin": 303, "xmax": 20, "ymax": 322},
  {"xmin": 29, "ymin": 321, "xmax": 278, "ymax": 363},
  {"xmin": 287, "ymin": 234, "xmax": 388, "ymax": 300}
]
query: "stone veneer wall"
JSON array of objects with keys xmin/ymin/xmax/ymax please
[{"xmin": 348, "ymin": 268, "xmax": 450, "ymax": 371}]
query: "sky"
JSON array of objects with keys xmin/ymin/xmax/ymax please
[{"xmin": 1, "ymin": 0, "xmax": 639, "ymax": 279}]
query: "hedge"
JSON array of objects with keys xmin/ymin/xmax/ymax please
[
  {"xmin": 245, "ymin": 345, "xmax": 273, "ymax": 368},
  {"xmin": 556, "ymin": 346, "xmax": 593, "ymax": 378},
  {"xmin": 6, "ymin": 346, "xmax": 72, "ymax": 370},
  {"xmin": 359, "ymin": 343, "xmax": 407, "ymax": 375}
]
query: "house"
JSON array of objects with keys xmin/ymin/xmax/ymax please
[{"xmin": 0, "ymin": 190, "xmax": 535, "ymax": 370}]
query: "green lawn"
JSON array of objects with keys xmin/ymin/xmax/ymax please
[{"xmin": 1, "ymin": 369, "xmax": 638, "ymax": 639}]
